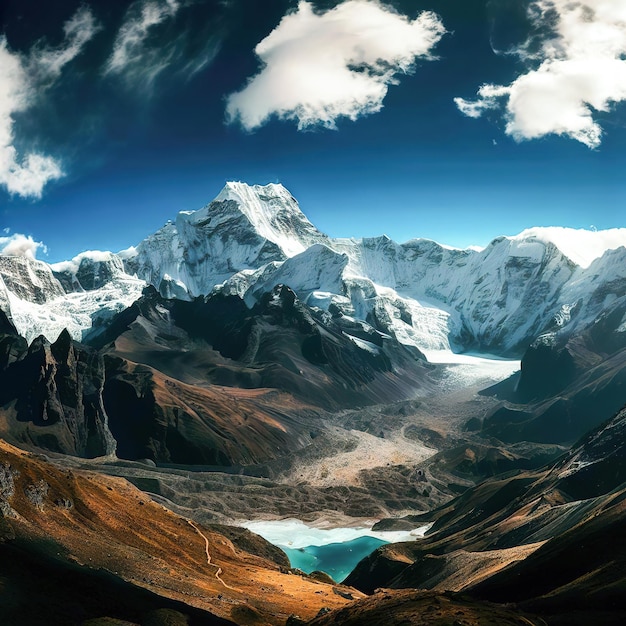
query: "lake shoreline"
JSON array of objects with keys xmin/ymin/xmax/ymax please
[{"xmin": 236, "ymin": 517, "xmax": 433, "ymax": 583}]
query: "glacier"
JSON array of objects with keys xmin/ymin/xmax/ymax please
[
  {"xmin": 0, "ymin": 252, "xmax": 144, "ymax": 344},
  {"xmin": 0, "ymin": 181, "xmax": 625, "ymax": 362},
  {"xmin": 238, "ymin": 518, "xmax": 432, "ymax": 549}
]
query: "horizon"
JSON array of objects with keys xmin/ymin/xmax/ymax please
[
  {"xmin": 1, "ymin": 0, "xmax": 624, "ymax": 263},
  {"xmin": 4, "ymin": 177, "xmax": 626, "ymax": 265},
  {"xmin": 6, "ymin": 179, "xmax": 625, "ymax": 270}
]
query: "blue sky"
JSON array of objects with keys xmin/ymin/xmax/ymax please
[{"xmin": 0, "ymin": 0, "xmax": 624, "ymax": 262}]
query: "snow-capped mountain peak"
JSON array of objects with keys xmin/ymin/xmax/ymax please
[
  {"xmin": 51, "ymin": 250, "xmax": 129, "ymax": 292},
  {"xmin": 187, "ymin": 181, "xmax": 326, "ymax": 258},
  {"xmin": 125, "ymin": 181, "xmax": 328, "ymax": 298},
  {"xmin": 509, "ymin": 227, "xmax": 626, "ymax": 269}
]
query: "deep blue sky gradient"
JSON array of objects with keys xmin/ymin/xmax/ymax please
[{"xmin": 1, "ymin": 0, "xmax": 624, "ymax": 262}]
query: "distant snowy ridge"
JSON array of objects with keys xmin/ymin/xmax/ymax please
[
  {"xmin": 0, "ymin": 251, "xmax": 144, "ymax": 343},
  {"xmin": 0, "ymin": 181, "xmax": 624, "ymax": 359},
  {"xmin": 510, "ymin": 227, "xmax": 626, "ymax": 269}
]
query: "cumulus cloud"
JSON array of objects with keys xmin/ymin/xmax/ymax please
[
  {"xmin": 455, "ymin": 0, "xmax": 626, "ymax": 148},
  {"xmin": 226, "ymin": 0, "xmax": 446, "ymax": 131},
  {"xmin": 0, "ymin": 7, "xmax": 98, "ymax": 198},
  {"xmin": 0, "ymin": 233, "xmax": 46, "ymax": 259}
]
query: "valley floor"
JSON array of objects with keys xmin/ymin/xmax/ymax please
[{"xmin": 2, "ymin": 353, "xmax": 625, "ymax": 626}]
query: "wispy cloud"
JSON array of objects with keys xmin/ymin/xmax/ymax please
[
  {"xmin": 226, "ymin": 0, "xmax": 446, "ymax": 131},
  {"xmin": 28, "ymin": 6, "xmax": 101, "ymax": 83},
  {"xmin": 105, "ymin": 0, "xmax": 218, "ymax": 88},
  {"xmin": 0, "ymin": 7, "xmax": 99, "ymax": 198},
  {"xmin": 0, "ymin": 232, "xmax": 47, "ymax": 259},
  {"xmin": 106, "ymin": 0, "xmax": 181, "ymax": 78},
  {"xmin": 456, "ymin": 0, "xmax": 626, "ymax": 148}
]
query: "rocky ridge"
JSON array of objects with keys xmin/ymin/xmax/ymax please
[{"xmin": 345, "ymin": 404, "xmax": 626, "ymax": 624}]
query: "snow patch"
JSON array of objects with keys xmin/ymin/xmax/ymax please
[
  {"xmin": 6, "ymin": 275, "xmax": 145, "ymax": 343},
  {"xmin": 117, "ymin": 246, "xmax": 138, "ymax": 261},
  {"xmin": 507, "ymin": 240, "xmax": 545, "ymax": 263},
  {"xmin": 212, "ymin": 181, "xmax": 326, "ymax": 258},
  {"xmin": 558, "ymin": 458, "xmax": 600, "ymax": 479}
]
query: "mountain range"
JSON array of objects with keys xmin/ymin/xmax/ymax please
[
  {"xmin": 2, "ymin": 182, "xmax": 624, "ymax": 358},
  {"xmin": 0, "ymin": 182, "xmax": 625, "ymax": 626}
]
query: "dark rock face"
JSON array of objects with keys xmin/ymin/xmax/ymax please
[
  {"xmin": 249, "ymin": 285, "xmax": 404, "ymax": 391},
  {"xmin": 470, "ymin": 501, "xmax": 626, "ymax": 620},
  {"xmin": 551, "ymin": 405, "xmax": 626, "ymax": 500},
  {"xmin": 516, "ymin": 299, "xmax": 626, "ymax": 403},
  {"xmin": 52, "ymin": 254, "xmax": 127, "ymax": 292},
  {"xmin": 101, "ymin": 358, "xmax": 240, "ymax": 465},
  {"xmin": 347, "ymin": 405, "xmax": 626, "ymax": 623},
  {"xmin": 0, "ymin": 329, "xmax": 114, "ymax": 458},
  {"xmin": 0, "ymin": 310, "xmax": 27, "ymax": 370},
  {"xmin": 344, "ymin": 546, "xmax": 415, "ymax": 594},
  {"xmin": 481, "ymin": 298, "xmax": 626, "ymax": 445},
  {"xmin": 517, "ymin": 343, "xmax": 578, "ymax": 400},
  {"xmin": 170, "ymin": 290, "xmax": 253, "ymax": 360},
  {"xmin": 2, "ymin": 284, "xmax": 433, "ymax": 464}
]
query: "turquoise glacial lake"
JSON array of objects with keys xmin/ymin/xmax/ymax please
[{"xmin": 279, "ymin": 536, "xmax": 388, "ymax": 582}]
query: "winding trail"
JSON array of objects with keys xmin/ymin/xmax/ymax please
[{"xmin": 187, "ymin": 519, "xmax": 240, "ymax": 592}]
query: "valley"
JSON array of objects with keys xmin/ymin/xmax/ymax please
[{"xmin": 0, "ymin": 182, "xmax": 625, "ymax": 625}]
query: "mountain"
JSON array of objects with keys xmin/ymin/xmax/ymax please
[
  {"xmin": 0, "ymin": 438, "xmax": 360, "ymax": 626},
  {"xmin": 0, "ymin": 282, "xmax": 436, "ymax": 465},
  {"xmin": 477, "ymin": 289, "xmax": 626, "ymax": 444},
  {"xmin": 92, "ymin": 283, "xmax": 434, "ymax": 463},
  {"xmin": 469, "ymin": 411, "xmax": 626, "ymax": 623},
  {"xmin": 345, "ymin": 404, "xmax": 626, "ymax": 624},
  {"xmin": 0, "ymin": 326, "xmax": 115, "ymax": 458},
  {"xmin": 0, "ymin": 251, "xmax": 144, "ymax": 344},
  {"xmin": 2, "ymin": 182, "xmax": 625, "ymax": 361},
  {"xmin": 0, "ymin": 180, "xmax": 623, "ymax": 461},
  {"xmin": 125, "ymin": 181, "xmax": 328, "ymax": 299},
  {"xmin": 124, "ymin": 186, "xmax": 625, "ymax": 357}
]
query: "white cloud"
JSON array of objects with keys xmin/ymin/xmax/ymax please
[
  {"xmin": 0, "ymin": 7, "xmax": 98, "ymax": 198},
  {"xmin": 455, "ymin": 0, "xmax": 626, "ymax": 148},
  {"xmin": 105, "ymin": 0, "xmax": 195, "ymax": 86},
  {"xmin": 0, "ymin": 233, "xmax": 46, "ymax": 259},
  {"xmin": 29, "ymin": 6, "xmax": 101, "ymax": 82},
  {"xmin": 105, "ymin": 0, "xmax": 221, "ymax": 87},
  {"xmin": 226, "ymin": 0, "xmax": 446, "ymax": 131},
  {"xmin": 106, "ymin": 0, "xmax": 180, "ymax": 74},
  {"xmin": 0, "ymin": 38, "xmax": 64, "ymax": 198}
]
